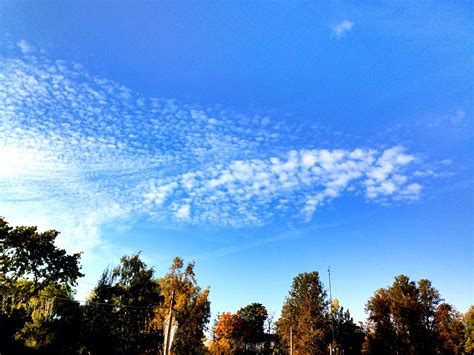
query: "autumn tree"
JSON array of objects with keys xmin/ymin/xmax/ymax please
[
  {"xmin": 364, "ymin": 275, "xmax": 466, "ymax": 355},
  {"xmin": 434, "ymin": 303, "xmax": 465, "ymax": 354},
  {"xmin": 363, "ymin": 287, "xmax": 396, "ymax": 354},
  {"xmin": 82, "ymin": 253, "xmax": 163, "ymax": 354},
  {"xmin": 365, "ymin": 275, "xmax": 434, "ymax": 354},
  {"xmin": 209, "ymin": 303, "xmax": 270, "ymax": 353},
  {"xmin": 276, "ymin": 271, "xmax": 330, "ymax": 354},
  {"xmin": 157, "ymin": 257, "xmax": 210, "ymax": 354},
  {"xmin": 210, "ymin": 311, "xmax": 243, "ymax": 353},
  {"xmin": 464, "ymin": 305, "xmax": 474, "ymax": 353}
]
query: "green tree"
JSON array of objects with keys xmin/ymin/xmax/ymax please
[
  {"xmin": 82, "ymin": 253, "xmax": 163, "ymax": 354},
  {"xmin": 276, "ymin": 271, "xmax": 330, "ymax": 354},
  {"xmin": 0, "ymin": 218, "xmax": 83, "ymax": 294},
  {"xmin": 14, "ymin": 283, "xmax": 82, "ymax": 353},
  {"xmin": 157, "ymin": 257, "xmax": 211, "ymax": 354},
  {"xmin": 0, "ymin": 217, "xmax": 83, "ymax": 354},
  {"xmin": 81, "ymin": 270, "xmax": 120, "ymax": 354},
  {"xmin": 237, "ymin": 302, "xmax": 268, "ymax": 343},
  {"xmin": 330, "ymin": 299, "xmax": 365, "ymax": 355}
]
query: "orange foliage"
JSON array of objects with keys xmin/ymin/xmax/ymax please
[{"xmin": 209, "ymin": 312, "xmax": 243, "ymax": 353}]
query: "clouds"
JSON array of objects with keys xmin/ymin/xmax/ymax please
[
  {"xmin": 17, "ymin": 40, "xmax": 33, "ymax": 54},
  {"xmin": 0, "ymin": 41, "xmax": 426, "ymax": 250},
  {"xmin": 332, "ymin": 20, "xmax": 353, "ymax": 39},
  {"xmin": 142, "ymin": 146, "xmax": 420, "ymax": 225}
]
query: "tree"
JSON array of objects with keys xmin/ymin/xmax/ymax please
[
  {"xmin": 434, "ymin": 303, "xmax": 465, "ymax": 354},
  {"xmin": 157, "ymin": 257, "xmax": 210, "ymax": 354},
  {"xmin": 13, "ymin": 283, "xmax": 82, "ymax": 353},
  {"xmin": 209, "ymin": 303, "xmax": 271, "ymax": 353},
  {"xmin": 237, "ymin": 302, "xmax": 268, "ymax": 343},
  {"xmin": 0, "ymin": 217, "xmax": 83, "ymax": 294},
  {"xmin": 364, "ymin": 287, "xmax": 397, "ymax": 354},
  {"xmin": 82, "ymin": 253, "xmax": 163, "ymax": 354},
  {"xmin": 364, "ymin": 275, "xmax": 466, "ymax": 355},
  {"xmin": 210, "ymin": 311, "xmax": 243, "ymax": 353},
  {"xmin": 464, "ymin": 305, "xmax": 474, "ymax": 354},
  {"xmin": 331, "ymin": 299, "xmax": 365, "ymax": 355},
  {"xmin": 0, "ymin": 217, "xmax": 83, "ymax": 354},
  {"xmin": 276, "ymin": 271, "xmax": 330, "ymax": 354}
]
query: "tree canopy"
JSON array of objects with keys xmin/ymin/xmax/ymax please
[
  {"xmin": 156, "ymin": 257, "xmax": 211, "ymax": 354},
  {"xmin": 276, "ymin": 271, "xmax": 330, "ymax": 354},
  {"xmin": 1, "ymin": 217, "xmax": 472, "ymax": 354},
  {"xmin": 0, "ymin": 217, "xmax": 84, "ymax": 354},
  {"xmin": 237, "ymin": 302, "xmax": 269, "ymax": 343},
  {"xmin": 81, "ymin": 253, "xmax": 163, "ymax": 354},
  {"xmin": 364, "ymin": 275, "xmax": 468, "ymax": 355},
  {"xmin": 0, "ymin": 217, "xmax": 83, "ymax": 294}
]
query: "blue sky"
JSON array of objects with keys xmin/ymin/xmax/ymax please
[{"xmin": 0, "ymin": 1, "xmax": 472, "ymax": 322}]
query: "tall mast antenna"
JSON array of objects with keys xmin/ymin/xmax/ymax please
[{"xmin": 328, "ymin": 265, "xmax": 335, "ymax": 354}]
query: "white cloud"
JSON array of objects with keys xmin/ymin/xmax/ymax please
[
  {"xmin": 143, "ymin": 147, "xmax": 421, "ymax": 224},
  {"xmin": 332, "ymin": 20, "xmax": 354, "ymax": 39},
  {"xmin": 0, "ymin": 41, "xmax": 428, "ymax": 251},
  {"xmin": 145, "ymin": 182, "xmax": 178, "ymax": 206},
  {"xmin": 175, "ymin": 204, "xmax": 191, "ymax": 220},
  {"xmin": 399, "ymin": 183, "xmax": 422, "ymax": 200},
  {"xmin": 17, "ymin": 40, "xmax": 32, "ymax": 54}
]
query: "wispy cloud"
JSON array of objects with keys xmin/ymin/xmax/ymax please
[
  {"xmin": 0, "ymin": 40, "xmax": 426, "ymax": 251},
  {"xmin": 451, "ymin": 109, "xmax": 466, "ymax": 124},
  {"xmin": 332, "ymin": 20, "xmax": 354, "ymax": 39},
  {"xmin": 17, "ymin": 40, "xmax": 33, "ymax": 54}
]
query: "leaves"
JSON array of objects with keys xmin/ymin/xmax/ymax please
[
  {"xmin": 82, "ymin": 254, "xmax": 163, "ymax": 355},
  {"xmin": 237, "ymin": 302, "xmax": 268, "ymax": 343},
  {"xmin": 276, "ymin": 271, "xmax": 330, "ymax": 354},
  {"xmin": 0, "ymin": 218, "xmax": 83, "ymax": 294},
  {"xmin": 157, "ymin": 257, "xmax": 211, "ymax": 354},
  {"xmin": 365, "ymin": 275, "xmax": 465, "ymax": 355},
  {"xmin": 1, "ymin": 217, "xmax": 471, "ymax": 354},
  {"xmin": 0, "ymin": 217, "xmax": 84, "ymax": 353}
]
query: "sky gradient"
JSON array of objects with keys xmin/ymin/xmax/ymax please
[{"xmin": 0, "ymin": 1, "xmax": 472, "ymax": 322}]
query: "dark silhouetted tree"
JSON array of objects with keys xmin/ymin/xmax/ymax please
[
  {"xmin": 237, "ymin": 302, "xmax": 268, "ymax": 343},
  {"xmin": 364, "ymin": 275, "xmax": 467, "ymax": 355},
  {"xmin": 330, "ymin": 299, "xmax": 365, "ymax": 354},
  {"xmin": 82, "ymin": 253, "xmax": 163, "ymax": 354},
  {"xmin": 0, "ymin": 217, "xmax": 83, "ymax": 354},
  {"xmin": 435, "ymin": 303, "xmax": 465, "ymax": 354}
]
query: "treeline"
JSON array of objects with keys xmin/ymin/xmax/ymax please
[
  {"xmin": 1, "ymin": 218, "xmax": 472, "ymax": 354},
  {"xmin": 210, "ymin": 272, "xmax": 473, "ymax": 354},
  {"xmin": 0, "ymin": 218, "xmax": 209, "ymax": 354}
]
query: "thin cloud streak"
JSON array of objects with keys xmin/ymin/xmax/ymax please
[{"xmin": 193, "ymin": 212, "xmax": 374, "ymax": 262}]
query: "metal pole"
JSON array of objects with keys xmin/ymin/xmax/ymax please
[
  {"xmin": 328, "ymin": 266, "xmax": 335, "ymax": 354},
  {"xmin": 165, "ymin": 289, "xmax": 175, "ymax": 355}
]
